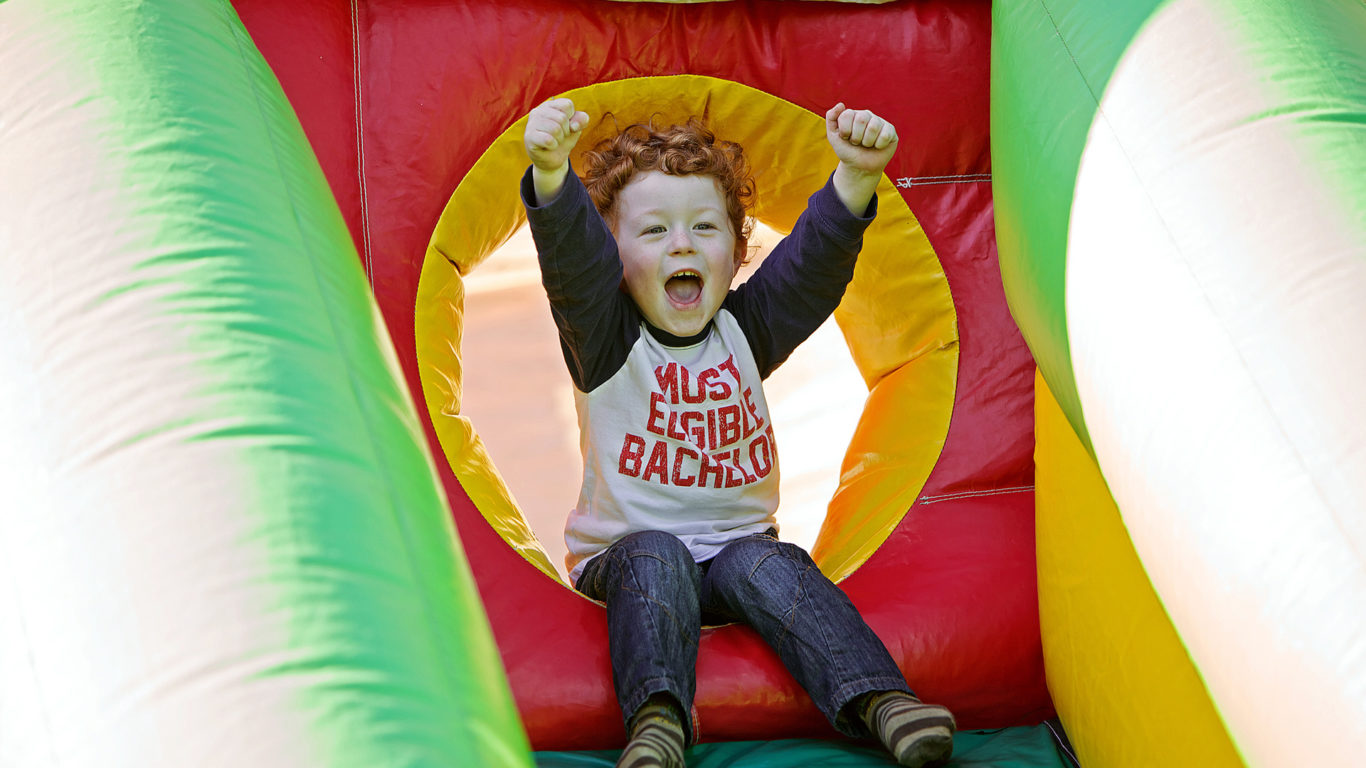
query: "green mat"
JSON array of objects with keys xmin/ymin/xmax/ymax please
[{"xmin": 535, "ymin": 725, "xmax": 1074, "ymax": 767}]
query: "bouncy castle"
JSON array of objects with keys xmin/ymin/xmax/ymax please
[{"xmin": 3, "ymin": 1, "xmax": 1362, "ymax": 766}]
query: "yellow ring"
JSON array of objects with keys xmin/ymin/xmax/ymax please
[{"xmin": 416, "ymin": 75, "xmax": 957, "ymax": 584}]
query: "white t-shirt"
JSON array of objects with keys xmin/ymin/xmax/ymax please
[{"xmin": 566, "ymin": 310, "xmax": 780, "ymax": 581}]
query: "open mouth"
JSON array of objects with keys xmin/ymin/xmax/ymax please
[{"xmin": 664, "ymin": 270, "xmax": 704, "ymax": 306}]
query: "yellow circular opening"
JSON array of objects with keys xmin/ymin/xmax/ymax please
[{"xmin": 416, "ymin": 75, "xmax": 958, "ymax": 585}]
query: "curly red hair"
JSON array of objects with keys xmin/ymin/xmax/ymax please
[{"xmin": 582, "ymin": 118, "xmax": 756, "ymax": 267}]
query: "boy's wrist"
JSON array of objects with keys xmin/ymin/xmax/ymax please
[
  {"xmin": 531, "ymin": 164, "xmax": 571, "ymax": 205},
  {"xmin": 832, "ymin": 163, "xmax": 880, "ymax": 217},
  {"xmin": 834, "ymin": 161, "xmax": 886, "ymax": 188}
]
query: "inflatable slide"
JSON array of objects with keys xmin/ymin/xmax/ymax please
[{"xmin": 2, "ymin": 1, "xmax": 1361, "ymax": 766}]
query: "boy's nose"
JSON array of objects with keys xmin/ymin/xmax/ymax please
[{"xmin": 667, "ymin": 230, "xmax": 695, "ymax": 254}]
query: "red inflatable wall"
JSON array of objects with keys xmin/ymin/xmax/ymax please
[{"xmin": 234, "ymin": 0, "xmax": 1047, "ymax": 749}]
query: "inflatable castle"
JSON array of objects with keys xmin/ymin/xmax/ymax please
[{"xmin": 3, "ymin": 1, "xmax": 1362, "ymax": 766}]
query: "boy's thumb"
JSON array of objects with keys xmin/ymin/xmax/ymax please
[{"xmin": 825, "ymin": 102, "xmax": 845, "ymax": 131}]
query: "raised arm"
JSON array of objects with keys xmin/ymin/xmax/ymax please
[
  {"xmin": 520, "ymin": 101, "xmax": 639, "ymax": 393},
  {"xmin": 726, "ymin": 105, "xmax": 895, "ymax": 376},
  {"xmin": 825, "ymin": 103, "xmax": 898, "ymax": 217},
  {"xmin": 524, "ymin": 98, "xmax": 590, "ymax": 204}
]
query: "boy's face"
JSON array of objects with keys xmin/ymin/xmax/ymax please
[{"xmin": 611, "ymin": 171, "xmax": 739, "ymax": 338}]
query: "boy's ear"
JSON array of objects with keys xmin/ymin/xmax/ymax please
[{"xmin": 732, "ymin": 235, "xmax": 755, "ymax": 274}]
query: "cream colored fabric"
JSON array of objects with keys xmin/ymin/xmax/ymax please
[{"xmin": 1066, "ymin": 3, "xmax": 1366, "ymax": 763}]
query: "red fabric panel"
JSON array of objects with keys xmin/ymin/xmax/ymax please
[
  {"xmin": 234, "ymin": 0, "xmax": 1047, "ymax": 750},
  {"xmin": 232, "ymin": 0, "xmax": 365, "ymax": 263},
  {"xmin": 908, "ymin": 180, "xmax": 1037, "ymax": 499}
]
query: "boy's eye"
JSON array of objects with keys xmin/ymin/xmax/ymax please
[
  {"xmin": 694, "ymin": 222, "xmax": 718, "ymax": 231},
  {"xmin": 643, "ymin": 225, "xmax": 666, "ymax": 235}
]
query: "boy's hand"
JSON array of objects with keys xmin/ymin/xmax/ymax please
[
  {"xmin": 525, "ymin": 98, "xmax": 589, "ymax": 171},
  {"xmin": 826, "ymin": 103, "xmax": 898, "ymax": 173},
  {"xmin": 825, "ymin": 103, "xmax": 898, "ymax": 216},
  {"xmin": 525, "ymin": 98, "xmax": 589, "ymax": 203}
]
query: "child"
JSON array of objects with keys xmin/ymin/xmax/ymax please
[{"xmin": 520, "ymin": 97, "xmax": 955, "ymax": 768}]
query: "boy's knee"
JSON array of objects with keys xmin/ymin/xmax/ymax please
[
  {"xmin": 611, "ymin": 530, "xmax": 696, "ymax": 578},
  {"xmin": 712, "ymin": 534, "xmax": 811, "ymax": 582},
  {"xmin": 617, "ymin": 529, "xmax": 690, "ymax": 558}
]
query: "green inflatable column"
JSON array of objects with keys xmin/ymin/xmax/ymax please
[
  {"xmin": 995, "ymin": 1, "xmax": 1366, "ymax": 764},
  {"xmin": 991, "ymin": 0, "xmax": 1162, "ymax": 451},
  {"xmin": 0, "ymin": 1, "xmax": 530, "ymax": 766}
]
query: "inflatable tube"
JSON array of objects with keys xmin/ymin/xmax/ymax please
[
  {"xmin": 1036, "ymin": 374, "xmax": 1242, "ymax": 766},
  {"xmin": 995, "ymin": 0, "xmax": 1366, "ymax": 764},
  {"xmin": 235, "ymin": 0, "xmax": 1050, "ymax": 749},
  {"xmin": 0, "ymin": 1, "xmax": 528, "ymax": 765}
]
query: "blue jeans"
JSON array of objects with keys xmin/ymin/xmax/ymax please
[{"xmin": 575, "ymin": 529, "xmax": 912, "ymax": 741}]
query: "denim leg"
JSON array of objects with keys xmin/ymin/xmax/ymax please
[
  {"xmin": 700, "ymin": 533, "xmax": 912, "ymax": 736},
  {"xmin": 575, "ymin": 530, "xmax": 701, "ymax": 740}
]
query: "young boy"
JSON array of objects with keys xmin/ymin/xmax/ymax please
[{"xmin": 520, "ymin": 97, "xmax": 955, "ymax": 768}]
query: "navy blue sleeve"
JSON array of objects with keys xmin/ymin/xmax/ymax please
[
  {"xmin": 520, "ymin": 167, "xmax": 641, "ymax": 392},
  {"xmin": 724, "ymin": 175, "xmax": 877, "ymax": 378}
]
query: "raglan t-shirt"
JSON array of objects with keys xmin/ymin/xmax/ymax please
[{"xmin": 520, "ymin": 168, "xmax": 876, "ymax": 583}]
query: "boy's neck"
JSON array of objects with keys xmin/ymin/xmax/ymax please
[{"xmin": 645, "ymin": 320, "xmax": 711, "ymax": 348}]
